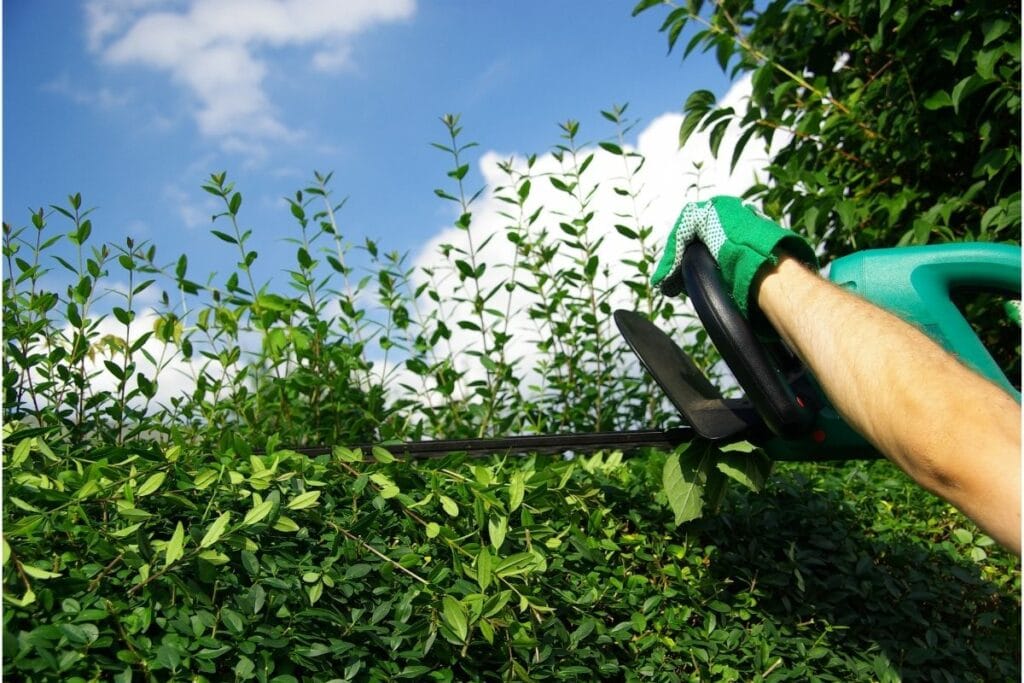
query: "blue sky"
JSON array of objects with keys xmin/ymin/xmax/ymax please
[{"xmin": 4, "ymin": 0, "xmax": 736, "ymax": 287}]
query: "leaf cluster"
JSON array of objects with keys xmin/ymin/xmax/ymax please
[
  {"xmin": 638, "ymin": 0, "xmax": 1021, "ymax": 255},
  {"xmin": 4, "ymin": 430, "xmax": 1018, "ymax": 681}
]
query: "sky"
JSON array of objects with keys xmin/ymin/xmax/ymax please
[
  {"xmin": 3, "ymin": 0, "xmax": 745, "ymax": 277},
  {"xmin": 3, "ymin": 0, "xmax": 772, "ymax": 407}
]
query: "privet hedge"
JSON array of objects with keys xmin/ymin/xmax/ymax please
[{"xmin": 5, "ymin": 3, "xmax": 1022, "ymax": 676}]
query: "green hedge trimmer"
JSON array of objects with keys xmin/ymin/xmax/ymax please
[{"xmin": 290, "ymin": 242, "xmax": 1020, "ymax": 462}]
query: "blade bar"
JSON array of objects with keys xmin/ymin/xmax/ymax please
[{"xmin": 284, "ymin": 426, "xmax": 695, "ymax": 460}]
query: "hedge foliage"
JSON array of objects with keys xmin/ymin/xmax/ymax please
[
  {"xmin": 4, "ymin": 3, "xmax": 1022, "ymax": 680},
  {"xmin": 4, "ymin": 434, "xmax": 1020, "ymax": 681}
]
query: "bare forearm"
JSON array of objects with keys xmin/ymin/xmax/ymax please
[{"xmin": 756, "ymin": 257, "xmax": 1021, "ymax": 552}]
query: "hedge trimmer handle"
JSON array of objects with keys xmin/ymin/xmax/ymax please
[
  {"xmin": 828, "ymin": 242, "xmax": 1021, "ymax": 399},
  {"xmin": 681, "ymin": 242, "xmax": 815, "ymax": 438},
  {"xmin": 677, "ymin": 240, "xmax": 1020, "ymax": 461}
]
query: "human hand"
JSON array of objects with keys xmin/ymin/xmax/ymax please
[{"xmin": 651, "ymin": 196, "xmax": 818, "ymax": 315}]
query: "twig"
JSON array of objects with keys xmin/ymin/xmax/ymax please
[
  {"xmin": 763, "ymin": 657, "xmax": 785, "ymax": 677},
  {"xmin": 331, "ymin": 522, "xmax": 429, "ymax": 586},
  {"xmin": 88, "ymin": 553, "xmax": 125, "ymax": 591}
]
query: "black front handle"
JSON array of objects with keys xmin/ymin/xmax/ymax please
[{"xmin": 681, "ymin": 243, "xmax": 812, "ymax": 438}]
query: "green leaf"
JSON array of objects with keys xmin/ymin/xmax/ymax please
[
  {"xmin": 372, "ymin": 446, "xmax": 395, "ymax": 464},
  {"xmin": 951, "ymin": 74, "xmax": 984, "ymax": 113},
  {"xmin": 370, "ymin": 472, "xmax": 398, "ymax": 493},
  {"xmin": 286, "ymin": 490, "xmax": 321, "ymax": 511},
  {"xmin": 952, "ymin": 528, "xmax": 973, "ymax": 545},
  {"xmin": 426, "ymin": 522, "xmax": 441, "ymax": 538},
  {"xmin": 663, "ymin": 442, "xmax": 714, "ymax": 525},
  {"xmin": 439, "ymin": 495, "xmax": 459, "ymax": 517},
  {"xmin": 197, "ymin": 550, "xmax": 230, "ymax": 565},
  {"xmin": 4, "ymin": 588, "xmax": 35, "ymax": 607},
  {"xmin": 334, "ymin": 446, "xmax": 363, "ymax": 463},
  {"xmin": 60, "ymin": 623, "xmax": 98, "ymax": 646},
  {"xmin": 715, "ymin": 447, "xmax": 772, "ymax": 492},
  {"xmin": 221, "ymin": 608, "xmax": 245, "ymax": 634},
  {"xmin": 922, "ymin": 90, "xmax": 953, "ymax": 110},
  {"xmin": 632, "ymin": 0, "xmax": 664, "ymax": 17},
  {"xmin": 1, "ymin": 538, "xmax": 9, "ymax": 565},
  {"xmin": 11, "ymin": 439, "xmax": 31, "ymax": 467},
  {"xmin": 199, "ymin": 511, "xmax": 231, "ymax": 548},
  {"xmin": 307, "ymin": 581, "xmax": 323, "ymax": 605},
  {"xmin": 489, "ymin": 515, "xmax": 508, "ymax": 551},
  {"xmin": 136, "ymin": 471, "xmax": 167, "ymax": 497},
  {"xmin": 508, "ymin": 471, "xmax": 525, "ymax": 512},
  {"xmin": 615, "ymin": 224, "xmax": 638, "ymax": 239},
  {"xmin": 975, "ymin": 47, "xmax": 1001, "ymax": 80},
  {"xmin": 730, "ymin": 125, "xmax": 757, "ymax": 173},
  {"xmin": 983, "ymin": 18, "xmax": 1011, "ymax": 45},
  {"xmin": 113, "ymin": 306, "xmax": 133, "ymax": 324},
  {"xmin": 21, "ymin": 564, "xmax": 62, "ymax": 580},
  {"xmin": 708, "ymin": 118, "xmax": 731, "ymax": 158},
  {"xmin": 570, "ymin": 618, "xmax": 597, "ymax": 648},
  {"xmin": 679, "ymin": 89, "xmax": 716, "ymax": 148},
  {"xmin": 494, "ymin": 552, "xmax": 538, "ymax": 578},
  {"xmin": 110, "ymin": 522, "xmax": 145, "ymax": 538},
  {"xmin": 165, "ymin": 521, "xmax": 185, "ymax": 566},
  {"xmin": 346, "ymin": 565, "xmax": 374, "ymax": 581},
  {"xmin": 599, "ymin": 141, "xmax": 623, "ymax": 155},
  {"xmin": 273, "ymin": 515, "xmax": 300, "ymax": 532},
  {"xmin": 441, "ymin": 596, "xmax": 468, "ymax": 642},
  {"xmin": 242, "ymin": 500, "xmax": 274, "ymax": 527},
  {"xmin": 477, "ymin": 547, "xmax": 493, "ymax": 590}
]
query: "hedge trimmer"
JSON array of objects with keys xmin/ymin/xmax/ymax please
[{"xmin": 285, "ymin": 242, "xmax": 1020, "ymax": 462}]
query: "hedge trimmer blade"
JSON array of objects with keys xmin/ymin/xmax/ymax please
[
  {"xmin": 281, "ymin": 427, "xmax": 696, "ymax": 460},
  {"xmin": 277, "ymin": 311, "xmax": 765, "ymax": 462}
]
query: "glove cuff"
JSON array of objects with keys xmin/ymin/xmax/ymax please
[{"xmin": 719, "ymin": 232, "xmax": 819, "ymax": 316}]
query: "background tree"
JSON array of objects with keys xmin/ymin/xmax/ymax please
[{"xmin": 636, "ymin": 0, "xmax": 1021, "ymax": 257}]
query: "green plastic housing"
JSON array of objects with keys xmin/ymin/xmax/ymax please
[
  {"xmin": 828, "ymin": 242, "xmax": 1020, "ymax": 398},
  {"xmin": 764, "ymin": 242, "xmax": 1020, "ymax": 462}
]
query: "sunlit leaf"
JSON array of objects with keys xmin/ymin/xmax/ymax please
[
  {"xmin": 242, "ymin": 500, "xmax": 274, "ymax": 527},
  {"xmin": 165, "ymin": 522, "xmax": 185, "ymax": 566},
  {"xmin": 440, "ymin": 495, "xmax": 459, "ymax": 517},
  {"xmin": 21, "ymin": 565, "xmax": 61, "ymax": 580},
  {"xmin": 508, "ymin": 471, "xmax": 525, "ymax": 512},
  {"xmin": 286, "ymin": 490, "xmax": 321, "ymax": 511},
  {"xmin": 136, "ymin": 471, "xmax": 167, "ymax": 497},
  {"xmin": 199, "ymin": 511, "xmax": 231, "ymax": 548}
]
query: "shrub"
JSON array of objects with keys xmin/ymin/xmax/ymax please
[{"xmin": 4, "ymin": 113, "xmax": 1019, "ymax": 680}]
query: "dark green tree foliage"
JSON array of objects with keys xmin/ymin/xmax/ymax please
[{"xmin": 636, "ymin": 0, "xmax": 1021, "ymax": 256}]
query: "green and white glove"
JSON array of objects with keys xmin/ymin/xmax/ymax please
[{"xmin": 652, "ymin": 196, "xmax": 819, "ymax": 316}]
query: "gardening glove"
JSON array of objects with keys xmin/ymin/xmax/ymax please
[{"xmin": 651, "ymin": 195, "xmax": 819, "ymax": 316}]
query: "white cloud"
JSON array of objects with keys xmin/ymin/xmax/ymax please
[
  {"xmin": 88, "ymin": 0, "xmax": 415, "ymax": 154},
  {"xmin": 162, "ymin": 183, "xmax": 218, "ymax": 229},
  {"xmin": 85, "ymin": 0, "xmax": 170, "ymax": 52},
  {"xmin": 311, "ymin": 44, "xmax": 355, "ymax": 73},
  {"xmin": 42, "ymin": 73, "xmax": 131, "ymax": 109}
]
